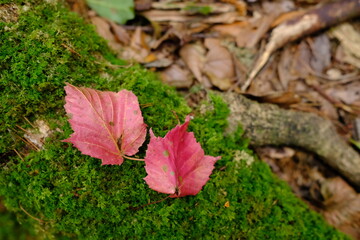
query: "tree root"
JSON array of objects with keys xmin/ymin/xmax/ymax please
[{"xmin": 222, "ymin": 92, "xmax": 360, "ymax": 190}]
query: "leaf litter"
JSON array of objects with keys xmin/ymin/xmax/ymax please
[{"xmin": 67, "ymin": 0, "xmax": 360, "ymax": 237}]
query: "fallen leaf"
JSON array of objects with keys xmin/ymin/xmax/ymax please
[
  {"xmin": 261, "ymin": 147, "xmax": 296, "ymax": 159},
  {"xmin": 135, "ymin": 0, "xmax": 152, "ymax": 11},
  {"xmin": 90, "ymin": 16, "xmax": 122, "ymax": 51},
  {"xmin": 121, "ymin": 27, "xmax": 150, "ymax": 62},
  {"xmin": 204, "ymin": 12, "xmax": 243, "ymax": 24},
  {"xmin": 259, "ymin": 92, "xmax": 301, "ymax": 107},
  {"xmin": 144, "ymin": 58, "xmax": 173, "ymax": 68},
  {"xmin": 308, "ymin": 34, "xmax": 331, "ymax": 73},
  {"xmin": 160, "ymin": 64, "xmax": 193, "ymax": 88},
  {"xmin": 151, "ymin": 2, "xmax": 236, "ymax": 14},
  {"xmin": 63, "ymin": 83, "xmax": 147, "ymax": 165},
  {"xmin": 325, "ymin": 81, "xmax": 360, "ymax": 105},
  {"xmin": 86, "ymin": 0, "xmax": 134, "ymax": 24},
  {"xmin": 212, "ymin": 21, "xmax": 249, "ymax": 40},
  {"xmin": 109, "ymin": 21, "xmax": 130, "ymax": 45},
  {"xmin": 203, "ymin": 38, "xmax": 235, "ymax": 90},
  {"xmin": 180, "ymin": 43, "xmax": 206, "ymax": 84},
  {"xmin": 331, "ymin": 23, "xmax": 360, "ymax": 60},
  {"xmin": 271, "ymin": 10, "xmax": 305, "ymax": 28},
  {"xmin": 141, "ymin": 10, "xmax": 200, "ymax": 22},
  {"xmin": 144, "ymin": 116, "xmax": 221, "ymax": 197},
  {"xmin": 320, "ymin": 177, "xmax": 360, "ymax": 239}
]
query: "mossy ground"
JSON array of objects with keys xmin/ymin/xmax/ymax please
[{"xmin": 0, "ymin": 1, "xmax": 349, "ymax": 239}]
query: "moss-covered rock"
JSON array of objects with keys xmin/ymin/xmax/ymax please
[{"xmin": 0, "ymin": 1, "xmax": 349, "ymax": 239}]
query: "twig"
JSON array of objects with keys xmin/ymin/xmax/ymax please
[
  {"xmin": 10, "ymin": 128, "xmax": 40, "ymax": 151},
  {"xmin": 16, "ymin": 124, "xmax": 31, "ymax": 135},
  {"xmin": 23, "ymin": 117, "xmax": 36, "ymax": 128},
  {"xmin": 19, "ymin": 203, "xmax": 46, "ymax": 223},
  {"xmin": 13, "ymin": 149, "xmax": 24, "ymax": 161},
  {"xmin": 61, "ymin": 43, "xmax": 81, "ymax": 57}
]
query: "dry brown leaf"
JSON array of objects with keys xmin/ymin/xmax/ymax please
[
  {"xmin": 271, "ymin": 10, "xmax": 306, "ymax": 28},
  {"xmin": 213, "ymin": 17, "xmax": 273, "ymax": 48},
  {"xmin": 204, "ymin": 12, "xmax": 244, "ymax": 24},
  {"xmin": 109, "ymin": 21, "xmax": 130, "ymax": 45},
  {"xmin": 241, "ymin": 15, "xmax": 275, "ymax": 48},
  {"xmin": 203, "ymin": 38, "xmax": 234, "ymax": 90},
  {"xmin": 291, "ymin": 41, "xmax": 312, "ymax": 79},
  {"xmin": 150, "ymin": 22, "xmax": 189, "ymax": 49},
  {"xmin": 260, "ymin": 92, "xmax": 301, "ymax": 107},
  {"xmin": 320, "ymin": 177, "xmax": 360, "ymax": 239},
  {"xmin": 299, "ymin": 87, "xmax": 339, "ymax": 120},
  {"xmin": 130, "ymin": 27, "xmax": 149, "ymax": 50},
  {"xmin": 321, "ymin": 177, "xmax": 357, "ymax": 207},
  {"xmin": 261, "ymin": 147, "xmax": 296, "ymax": 159},
  {"xmin": 244, "ymin": 1, "xmax": 296, "ymax": 49},
  {"xmin": 141, "ymin": 10, "xmax": 199, "ymax": 22},
  {"xmin": 308, "ymin": 34, "xmax": 331, "ymax": 73},
  {"xmin": 221, "ymin": 0, "xmax": 247, "ymax": 16},
  {"xmin": 151, "ymin": 2, "xmax": 236, "ymax": 14},
  {"xmin": 331, "ymin": 23, "xmax": 360, "ymax": 60},
  {"xmin": 69, "ymin": 0, "xmax": 89, "ymax": 20},
  {"xmin": 247, "ymin": 58, "xmax": 278, "ymax": 96},
  {"xmin": 212, "ymin": 21, "xmax": 248, "ymax": 39},
  {"xmin": 121, "ymin": 27, "xmax": 150, "ymax": 62},
  {"xmin": 90, "ymin": 16, "xmax": 122, "ymax": 51},
  {"xmin": 325, "ymin": 81, "xmax": 360, "ymax": 105},
  {"xmin": 135, "ymin": 0, "xmax": 152, "ymax": 11},
  {"xmin": 160, "ymin": 64, "xmax": 193, "ymax": 88},
  {"xmin": 278, "ymin": 46, "xmax": 297, "ymax": 89},
  {"xmin": 144, "ymin": 58, "xmax": 173, "ymax": 68},
  {"xmin": 179, "ymin": 43, "xmax": 206, "ymax": 84},
  {"xmin": 277, "ymin": 41, "xmax": 313, "ymax": 90},
  {"xmin": 332, "ymin": 23, "xmax": 360, "ymax": 68}
]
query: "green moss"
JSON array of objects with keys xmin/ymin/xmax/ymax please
[
  {"xmin": 0, "ymin": 201, "xmax": 36, "ymax": 240},
  {"xmin": 0, "ymin": 1, "xmax": 349, "ymax": 239}
]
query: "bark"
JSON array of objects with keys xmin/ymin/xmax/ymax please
[{"xmin": 223, "ymin": 92, "xmax": 360, "ymax": 189}]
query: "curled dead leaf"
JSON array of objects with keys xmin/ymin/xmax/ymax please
[
  {"xmin": 203, "ymin": 38, "xmax": 234, "ymax": 90},
  {"xmin": 180, "ymin": 43, "xmax": 206, "ymax": 84},
  {"xmin": 90, "ymin": 16, "xmax": 122, "ymax": 52},
  {"xmin": 160, "ymin": 64, "xmax": 193, "ymax": 88}
]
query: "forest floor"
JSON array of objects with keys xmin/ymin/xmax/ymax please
[
  {"xmin": 67, "ymin": 0, "xmax": 360, "ymax": 237},
  {"xmin": 1, "ymin": 0, "xmax": 359, "ymax": 238}
]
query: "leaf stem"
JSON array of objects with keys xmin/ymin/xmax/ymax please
[{"xmin": 122, "ymin": 155, "xmax": 144, "ymax": 161}]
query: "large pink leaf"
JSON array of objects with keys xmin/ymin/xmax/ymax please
[
  {"xmin": 144, "ymin": 116, "xmax": 221, "ymax": 197},
  {"xmin": 63, "ymin": 83, "xmax": 147, "ymax": 165}
]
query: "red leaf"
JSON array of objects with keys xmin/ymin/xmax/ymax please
[
  {"xmin": 63, "ymin": 83, "xmax": 147, "ymax": 165},
  {"xmin": 144, "ymin": 116, "xmax": 221, "ymax": 197}
]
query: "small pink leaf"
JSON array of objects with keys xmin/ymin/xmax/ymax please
[
  {"xmin": 63, "ymin": 83, "xmax": 147, "ymax": 165},
  {"xmin": 144, "ymin": 116, "xmax": 221, "ymax": 197}
]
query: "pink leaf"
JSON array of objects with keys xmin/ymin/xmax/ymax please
[
  {"xmin": 63, "ymin": 83, "xmax": 147, "ymax": 165},
  {"xmin": 144, "ymin": 116, "xmax": 221, "ymax": 197}
]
